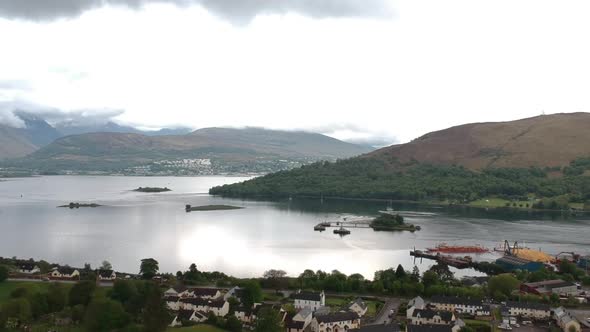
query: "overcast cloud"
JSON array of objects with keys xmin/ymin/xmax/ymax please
[
  {"xmin": 1, "ymin": 0, "xmax": 589, "ymax": 145},
  {"xmin": 0, "ymin": 0, "xmax": 393, "ymax": 22}
]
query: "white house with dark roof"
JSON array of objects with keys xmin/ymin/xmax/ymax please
[
  {"xmin": 50, "ymin": 267, "xmax": 80, "ymax": 279},
  {"xmin": 165, "ymin": 295, "xmax": 181, "ymax": 310},
  {"xmin": 553, "ymin": 307, "xmax": 581, "ymax": 332},
  {"xmin": 410, "ymin": 309, "xmax": 456, "ymax": 326},
  {"xmin": 189, "ymin": 287, "xmax": 222, "ymax": 299},
  {"xmin": 165, "ymin": 286, "xmax": 192, "ymax": 298},
  {"xmin": 408, "ymin": 296, "xmax": 427, "ymax": 319},
  {"xmin": 169, "ymin": 309, "xmax": 207, "ymax": 327},
  {"xmin": 504, "ymin": 301, "xmax": 551, "ymax": 320},
  {"xmin": 234, "ymin": 305, "xmax": 253, "ymax": 324},
  {"xmin": 224, "ymin": 286, "xmax": 244, "ymax": 302},
  {"xmin": 350, "ymin": 323, "xmax": 401, "ymax": 332},
  {"xmin": 429, "ymin": 296, "xmax": 485, "ymax": 316},
  {"xmin": 179, "ymin": 298, "xmax": 229, "ymax": 317},
  {"xmin": 97, "ymin": 269, "xmax": 117, "ymax": 281},
  {"xmin": 407, "ymin": 324, "xmax": 461, "ymax": 332},
  {"xmin": 293, "ymin": 291, "xmax": 325, "ymax": 311},
  {"xmin": 348, "ymin": 298, "xmax": 368, "ymax": 317},
  {"xmin": 18, "ymin": 263, "xmax": 40, "ymax": 274},
  {"xmin": 311, "ymin": 311, "xmax": 360, "ymax": 332},
  {"xmin": 286, "ymin": 308, "xmax": 313, "ymax": 332}
]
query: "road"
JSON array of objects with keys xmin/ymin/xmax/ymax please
[{"xmin": 370, "ymin": 298, "xmax": 402, "ymax": 325}]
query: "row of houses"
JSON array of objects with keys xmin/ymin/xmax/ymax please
[{"xmin": 16, "ymin": 263, "xmax": 118, "ymax": 281}]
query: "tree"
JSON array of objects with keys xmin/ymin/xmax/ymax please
[
  {"xmin": 241, "ymin": 280, "xmax": 263, "ymax": 309},
  {"xmin": 0, "ymin": 265, "xmax": 8, "ymax": 282},
  {"xmin": 69, "ymin": 280, "xmax": 97, "ymax": 306},
  {"xmin": 47, "ymin": 283, "xmax": 67, "ymax": 313},
  {"xmin": 29, "ymin": 293, "xmax": 49, "ymax": 319},
  {"xmin": 142, "ymin": 282, "xmax": 170, "ymax": 332},
  {"xmin": 2, "ymin": 298, "xmax": 32, "ymax": 324},
  {"xmin": 84, "ymin": 297, "xmax": 130, "ymax": 332},
  {"xmin": 101, "ymin": 260, "xmax": 113, "ymax": 270},
  {"xmin": 411, "ymin": 266, "xmax": 420, "ymax": 282},
  {"xmin": 488, "ymin": 274, "xmax": 520, "ymax": 299},
  {"xmin": 226, "ymin": 315, "xmax": 243, "ymax": 332},
  {"xmin": 110, "ymin": 280, "xmax": 138, "ymax": 304},
  {"xmin": 254, "ymin": 307, "xmax": 283, "ymax": 332},
  {"xmin": 140, "ymin": 258, "xmax": 159, "ymax": 279},
  {"xmin": 422, "ymin": 271, "xmax": 438, "ymax": 288},
  {"xmin": 395, "ymin": 264, "xmax": 407, "ymax": 279},
  {"xmin": 263, "ymin": 269, "xmax": 288, "ymax": 290}
]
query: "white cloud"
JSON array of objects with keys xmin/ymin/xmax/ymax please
[{"xmin": 1, "ymin": 0, "xmax": 589, "ymax": 143}]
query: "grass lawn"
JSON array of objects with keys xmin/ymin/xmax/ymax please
[
  {"xmin": 167, "ymin": 325, "xmax": 228, "ymax": 332},
  {"xmin": 0, "ymin": 281, "xmax": 57, "ymax": 303},
  {"xmin": 366, "ymin": 300, "xmax": 383, "ymax": 317}
]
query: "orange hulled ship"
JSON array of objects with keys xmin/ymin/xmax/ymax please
[{"xmin": 426, "ymin": 243, "xmax": 489, "ymax": 254}]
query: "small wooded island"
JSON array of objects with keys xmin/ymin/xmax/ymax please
[
  {"xmin": 58, "ymin": 202, "xmax": 102, "ymax": 209},
  {"xmin": 133, "ymin": 187, "xmax": 171, "ymax": 193},
  {"xmin": 370, "ymin": 212, "xmax": 420, "ymax": 232},
  {"xmin": 185, "ymin": 204, "xmax": 244, "ymax": 212}
]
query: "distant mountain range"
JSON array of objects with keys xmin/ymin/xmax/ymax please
[
  {"xmin": 0, "ymin": 112, "xmax": 192, "ymax": 160},
  {"xmin": 0, "ymin": 113, "xmax": 371, "ymax": 175},
  {"xmin": 210, "ymin": 113, "xmax": 590, "ymax": 204}
]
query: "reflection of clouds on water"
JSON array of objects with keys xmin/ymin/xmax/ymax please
[{"xmin": 1, "ymin": 175, "xmax": 590, "ymax": 278}]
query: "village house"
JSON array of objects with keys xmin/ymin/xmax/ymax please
[
  {"xmin": 190, "ymin": 287, "xmax": 222, "ymax": 299},
  {"xmin": 169, "ymin": 309, "xmax": 207, "ymax": 327},
  {"xmin": 293, "ymin": 291, "xmax": 326, "ymax": 311},
  {"xmin": 407, "ymin": 323, "xmax": 461, "ymax": 332},
  {"xmin": 410, "ymin": 309, "xmax": 455, "ymax": 326},
  {"xmin": 350, "ymin": 323, "xmax": 401, "ymax": 332},
  {"xmin": 429, "ymin": 296, "xmax": 486, "ymax": 316},
  {"xmin": 165, "ymin": 286, "xmax": 221, "ymax": 299},
  {"xmin": 521, "ymin": 280, "xmax": 579, "ymax": 297},
  {"xmin": 347, "ymin": 298, "xmax": 369, "ymax": 317},
  {"xmin": 165, "ymin": 295, "xmax": 181, "ymax": 311},
  {"xmin": 233, "ymin": 305, "xmax": 253, "ymax": 324},
  {"xmin": 179, "ymin": 298, "xmax": 229, "ymax": 317},
  {"xmin": 252, "ymin": 303, "xmax": 287, "ymax": 323},
  {"xmin": 504, "ymin": 301, "xmax": 551, "ymax": 320},
  {"xmin": 97, "ymin": 269, "xmax": 117, "ymax": 281},
  {"xmin": 18, "ymin": 263, "xmax": 40, "ymax": 274},
  {"xmin": 49, "ymin": 267, "xmax": 80, "ymax": 279},
  {"xmin": 311, "ymin": 311, "xmax": 360, "ymax": 332},
  {"xmin": 165, "ymin": 286, "xmax": 192, "ymax": 298},
  {"xmin": 224, "ymin": 286, "xmax": 244, "ymax": 302},
  {"xmin": 553, "ymin": 307, "xmax": 581, "ymax": 332},
  {"xmin": 407, "ymin": 296, "xmax": 427, "ymax": 319},
  {"xmin": 286, "ymin": 307, "xmax": 313, "ymax": 332}
]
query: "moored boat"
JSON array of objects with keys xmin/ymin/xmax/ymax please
[{"xmin": 333, "ymin": 227, "xmax": 351, "ymax": 235}]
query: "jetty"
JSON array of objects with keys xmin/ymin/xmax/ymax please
[
  {"xmin": 410, "ymin": 250, "xmax": 473, "ymax": 269},
  {"xmin": 313, "ymin": 218, "xmax": 373, "ymax": 231}
]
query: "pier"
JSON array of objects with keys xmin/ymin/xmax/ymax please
[
  {"xmin": 313, "ymin": 219, "xmax": 373, "ymax": 230},
  {"xmin": 410, "ymin": 250, "xmax": 473, "ymax": 269}
]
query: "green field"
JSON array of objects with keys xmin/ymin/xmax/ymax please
[
  {"xmin": 325, "ymin": 297, "xmax": 382, "ymax": 317},
  {"xmin": 0, "ymin": 281, "xmax": 62, "ymax": 303},
  {"xmin": 167, "ymin": 325, "xmax": 228, "ymax": 332}
]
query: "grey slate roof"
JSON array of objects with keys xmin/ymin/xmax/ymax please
[
  {"xmin": 350, "ymin": 323, "xmax": 401, "ymax": 332},
  {"xmin": 293, "ymin": 292, "xmax": 322, "ymax": 302},
  {"xmin": 316, "ymin": 311, "xmax": 359, "ymax": 324},
  {"xmin": 505, "ymin": 301, "xmax": 550, "ymax": 311},
  {"xmin": 407, "ymin": 324, "xmax": 453, "ymax": 332},
  {"xmin": 412, "ymin": 309, "xmax": 453, "ymax": 322}
]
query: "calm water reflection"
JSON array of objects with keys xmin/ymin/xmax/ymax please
[{"xmin": 1, "ymin": 176, "xmax": 589, "ymax": 279}]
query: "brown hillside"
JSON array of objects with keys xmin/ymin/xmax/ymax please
[
  {"xmin": 0, "ymin": 125, "xmax": 38, "ymax": 160},
  {"xmin": 368, "ymin": 112, "xmax": 590, "ymax": 170}
]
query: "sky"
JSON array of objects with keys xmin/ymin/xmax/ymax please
[{"xmin": 1, "ymin": 0, "xmax": 590, "ymax": 146}]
